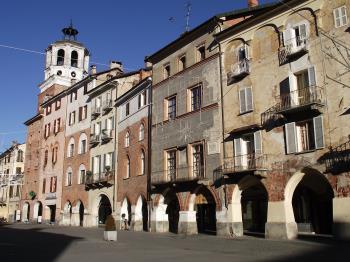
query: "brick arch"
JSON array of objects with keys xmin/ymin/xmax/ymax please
[
  {"xmin": 184, "ymin": 186, "xmax": 222, "ymax": 211},
  {"xmin": 133, "ymin": 190, "xmax": 147, "ymax": 206}
]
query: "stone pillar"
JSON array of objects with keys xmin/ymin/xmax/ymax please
[
  {"xmin": 115, "ymin": 202, "xmax": 122, "ymax": 230},
  {"xmin": 151, "ymin": 204, "xmax": 168, "ymax": 233},
  {"xmin": 133, "ymin": 205, "xmax": 144, "ymax": 232},
  {"xmin": 333, "ymin": 197, "xmax": 350, "ymax": 239},
  {"xmin": 178, "ymin": 211, "xmax": 197, "ymax": 235},
  {"xmin": 265, "ymin": 201, "xmax": 297, "ymax": 239},
  {"xmin": 216, "ymin": 208, "xmax": 232, "ymax": 236}
]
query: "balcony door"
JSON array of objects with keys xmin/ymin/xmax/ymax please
[{"xmin": 234, "ymin": 131, "xmax": 262, "ymax": 171}]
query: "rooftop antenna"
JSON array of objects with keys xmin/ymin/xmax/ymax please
[{"xmin": 185, "ymin": 1, "xmax": 192, "ymax": 32}]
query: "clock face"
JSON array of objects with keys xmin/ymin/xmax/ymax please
[
  {"xmin": 71, "ymin": 71, "xmax": 76, "ymax": 77},
  {"xmin": 57, "ymin": 70, "xmax": 62, "ymax": 76}
]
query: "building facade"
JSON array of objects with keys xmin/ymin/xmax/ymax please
[
  {"xmin": 0, "ymin": 142, "xmax": 26, "ymax": 221},
  {"xmin": 215, "ymin": 0, "xmax": 350, "ymax": 239},
  {"xmin": 115, "ymin": 76, "xmax": 151, "ymax": 231}
]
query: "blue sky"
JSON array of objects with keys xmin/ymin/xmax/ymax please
[{"xmin": 0, "ymin": 0, "xmax": 273, "ymax": 152}]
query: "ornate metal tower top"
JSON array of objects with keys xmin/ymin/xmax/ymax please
[{"xmin": 62, "ymin": 20, "xmax": 79, "ymax": 41}]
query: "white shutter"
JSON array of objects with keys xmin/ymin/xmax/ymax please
[
  {"xmin": 308, "ymin": 66, "xmax": 316, "ymax": 87},
  {"xmin": 239, "ymin": 89, "xmax": 246, "ymax": 113},
  {"xmin": 313, "ymin": 116, "xmax": 324, "ymax": 149},
  {"xmin": 285, "ymin": 122, "xmax": 297, "ymax": 154},
  {"xmin": 334, "ymin": 8, "xmax": 340, "ymax": 27},
  {"xmin": 341, "ymin": 6, "xmax": 348, "ymax": 26},
  {"xmin": 254, "ymin": 131, "xmax": 262, "ymax": 155},
  {"xmin": 299, "ymin": 24, "xmax": 307, "ymax": 40},
  {"xmin": 246, "ymin": 87, "xmax": 253, "ymax": 111},
  {"xmin": 234, "ymin": 138, "xmax": 242, "ymax": 167},
  {"xmin": 244, "ymin": 44, "xmax": 250, "ymax": 60},
  {"xmin": 283, "ymin": 28, "xmax": 292, "ymax": 46}
]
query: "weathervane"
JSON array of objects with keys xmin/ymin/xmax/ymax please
[{"xmin": 185, "ymin": 1, "xmax": 192, "ymax": 32}]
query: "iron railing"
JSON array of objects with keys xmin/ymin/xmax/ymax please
[
  {"xmin": 89, "ymin": 134, "xmax": 100, "ymax": 145},
  {"xmin": 278, "ymin": 36, "xmax": 308, "ymax": 64},
  {"xmin": 227, "ymin": 58, "xmax": 250, "ymax": 81},
  {"xmin": 91, "ymin": 106, "xmax": 102, "ymax": 118},
  {"xmin": 85, "ymin": 172, "xmax": 114, "ymax": 184},
  {"xmin": 275, "ymin": 85, "xmax": 324, "ymax": 113},
  {"xmin": 101, "ymin": 129, "xmax": 114, "ymax": 141},
  {"xmin": 325, "ymin": 138, "xmax": 350, "ymax": 173},
  {"xmin": 151, "ymin": 165, "xmax": 205, "ymax": 185},
  {"xmin": 102, "ymin": 100, "xmax": 113, "ymax": 112},
  {"xmin": 222, "ymin": 153, "xmax": 268, "ymax": 174}
]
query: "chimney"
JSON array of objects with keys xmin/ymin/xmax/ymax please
[
  {"xmin": 110, "ymin": 61, "xmax": 123, "ymax": 72},
  {"xmin": 248, "ymin": 0, "xmax": 258, "ymax": 8},
  {"xmin": 90, "ymin": 65, "xmax": 97, "ymax": 74}
]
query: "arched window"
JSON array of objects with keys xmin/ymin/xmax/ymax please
[
  {"xmin": 125, "ymin": 131, "xmax": 130, "ymax": 148},
  {"xmin": 78, "ymin": 133, "xmax": 87, "ymax": 154},
  {"xmin": 125, "ymin": 155, "xmax": 130, "ymax": 179},
  {"xmin": 78, "ymin": 164, "xmax": 86, "ymax": 184},
  {"xmin": 44, "ymin": 150, "xmax": 48, "ymax": 167},
  {"xmin": 66, "ymin": 167, "xmax": 72, "ymax": 186},
  {"xmin": 67, "ymin": 138, "xmax": 75, "ymax": 157},
  {"xmin": 71, "ymin": 51, "xmax": 78, "ymax": 67},
  {"xmin": 57, "ymin": 49, "xmax": 65, "ymax": 66},
  {"xmin": 139, "ymin": 124, "xmax": 145, "ymax": 141},
  {"xmin": 140, "ymin": 150, "xmax": 145, "ymax": 176}
]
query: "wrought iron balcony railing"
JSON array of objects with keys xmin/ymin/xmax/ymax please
[
  {"xmin": 275, "ymin": 85, "xmax": 324, "ymax": 114},
  {"xmin": 85, "ymin": 172, "xmax": 114, "ymax": 185},
  {"xmin": 222, "ymin": 153, "xmax": 268, "ymax": 174},
  {"xmin": 102, "ymin": 100, "xmax": 113, "ymax": 113},
  {"xmin": 325, "ymin": 137, "xmax": 350, "ymax": 174},
  {"xmin": 278, "ymin": 36, "xmax": 308, "ymax": 64},
  {"xmin": 101, "ymin": 129, "xmax": 114, "ymax": 142},
  {"xmin": 91, "ymin": 106, "xmax": 102, "ymax": 119},
  {"xmin": 89, "ymin": 134, "xmax": 101, "ymax": 145},
  {"xmin": 227, "ymin": 58, "xmax": 250, "ymax": 82},
  {"xmin": 151, "ymin": 165, "xmax": 205, "ymax": 185}
]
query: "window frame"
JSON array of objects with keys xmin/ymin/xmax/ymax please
[
  {"xmin": 333, "ymin": 5, "xmax": 348, "ymax": 28},
  {"xmin": 238, "ymin": 86, "xmax": 253, "ymax": 114},
  {"xmin": 196, "ymin": 44, "xmax": 206, "ymax": 62},
  {"xmin": 166, "ymin": 95, "xmax": 177, "ymax": 120},
  {"xmin": 189, "ymin": 84, "xmax": 202, "ymax": 112},
  {"xmin": 163, "ymin": 63, "xmax": 171, "ymax": 79}
]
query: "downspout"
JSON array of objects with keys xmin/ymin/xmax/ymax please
[
  {"xmin": 214, "ymin": 19, "xmax": 228, "ymax": 209},
  {"xmin": 146, "ymin": 78, "xmax": 152, "ymax": 232},
  {"xmin": 113, "ymin": 82, "xmax": 119, "ymax": 215}
]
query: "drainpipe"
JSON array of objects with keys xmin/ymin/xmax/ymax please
[
  {"xmin": 214, "ymin": 19, "xmax": 228, "ymax": 209},
  {"xmin": 113, "ymin": 81, "xmax": 119, "ymax": 215},
  {"xmin": 146, "ymin": 78, "xmax": 152, "ymax": 232}
]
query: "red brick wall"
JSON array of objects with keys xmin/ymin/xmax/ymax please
[{"xmin": 117, "ymin": 117, "xmax": 148, "ymax": 205}]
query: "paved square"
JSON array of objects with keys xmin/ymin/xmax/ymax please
[{"xmin": 0, "ymin": 224, "xmax": 347, "ymax": 262}]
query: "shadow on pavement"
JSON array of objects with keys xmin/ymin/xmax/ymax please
[{"xmin": 0, "ymin": 224, "xmax": 83, "ymax": 261}]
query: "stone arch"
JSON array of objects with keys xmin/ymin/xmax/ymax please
[
  {"xmin": 186, "ymin": 186, "xmax": 221, "ymax": 212},
  {"xmin": 284, "ymin": 169, "xmax": 334, "ymax": 235},
  {"xmin": 252, "ymin": 24, "xmax": 281, "ymax": 60},
  {"xmin": 74, "ymin": 200, "xmax": 85, "ymax": 227},
  {"xmin": 283, "ymin": 7, "xmax": 318, "ymax": 39},
  {"xmin": 120, "ymin": 197, "xmax": 132, "ymax": 226},
  {"xmin": 92, "ymin": 193, "xmax": 112, "ymax": 225},
  {"xmin": 135, "ymin": 194, "xmax": 148, "ymax": 231},
  {"xmin": 33, "ymin": 201, "xmax": 43, "ymax": 222},
  {"xmin": 223, "ymin": 38, "xmax": 247, "ymax": 73},
  {"xmin": 22, "ymin": 202, "xmax": 30, "ymax": 222}
]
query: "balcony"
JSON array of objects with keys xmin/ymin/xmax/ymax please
[
  {"xmin": 227, "ymin": 58, "xmax": 250, "ymax": 83},
  {"xmin": 278, "ymin": 37, "xmax": 308, "ymax": 65},
  {"xmin": 221, "ymin": 153, "xmax": 268, "ymax": 175},
  {"xmin": 101, "ymin": 129, "xmax": 113, "ymax": 143},
  {"xmin": 91, "ymin": 107, "xmax": 102, "ymax": 119},
  {"xmin": 89, "ymin": 134, "xmax": 100, "ymax": 146},
  {"xmin": 46, "ymin": 192, "xmax": 56, "ymax": 200},
  {"xmin": 324, "ymin": 137, "xmax": 350, "ymax": 174},
  {"xmin": 102, "ymin": 100, "xmax": 113, "ymax": 114},
  {"xmin": 85, "ymin": 172, "xmax": 114, "ymax": 189},
  {"xmin": 151, "ymin": 165, "xmax": 205, "ymax": 185},
  {"xmin": 275, "ymin": 86, "xmax": 325, "ymax": 115}
]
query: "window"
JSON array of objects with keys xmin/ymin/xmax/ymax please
[
  {"xmin": 44, "ymin": 150, "xmax": 48, "ymax": 167},
  {"xmin": 57, "ymin": 49, "xmax": 65, "ymax": 66},
  {"xmin": 66, "ymin": 168, "xmax": 72, "ymax": 186},
  {"xmin": 52, "ymin": 146, "xmax": 58, "ymax": 164},
  {"xmin": 138, "ymin": 91, "xmax": 147, "ymax": 109},
  {"xmin": 16, "ymin": 167, "xmax": 22, "ymax": 174},
  {"xmin": 166, "ymin": 150, "xmax": 176, "ymax": 180},
  {"xmin": 166, "ymin": 96, "xmax": 176, "ymax": 120},
  {"xmin": 92, "ymin": 155, "xmax": 101, "ymax": 175},
  {"xmin": 42, "ymin": 179, "xmax": 46, "ymax": 193},
  {"xmin": 139, "ymin": 124, "xmax": 145, "ymax": 141},
  {"xmin": 192, "ymin": 144, "xmax": 204, "ymax": 177},
  {"xmin": 190, "ymin": 85, "xmax": 202, "ymax": 111},
  {"xmin": 69, "ymin": 111, "xmax": 76, "ymax": 126},
  {"xmin": 79, "ymin": 133, "xmax": 87, "ymax": 154},
  {"xmin": 71, "ymin": 50, "xmax": 78, "ymax": 67},
  {"xmin": 126, "ymin": 102, "xmax": 130, "ymax": 116},
  {"xmin": 17, "ymin": 150, "xmax": 24, "ymax": 162},
  {"xmin": 68, "ymin": 143, "xmax": 74, "ymax": 157},
  {"xmin": 46, "ymin": 105, "xmax": 51, "ymax": 115},
  {"xmin": 50, "ymin": 176, "xmax": 57, "ymax": 193},
  {"xmin": 178, "ymin": 55, "xmax": 186, "ymax": 71},
  {"xmin": 44, "ymin": 123, "xmax": 51, "ymax": 138},
  {"xmin": 334, "ymin": 6, "xmax": 348, "ymax": 28},
  {"xmin": 234, "ymin": 131, "xmax": 262, "ymax": 169},
  {"xmin": 283, "ymin": 23, "xmax": 308, "ymax": 49},
  {"xmin": 79, "ymin": 167, "xmax": 86, "ymax": 184},
  {"xmin": 125, "ymin": 155, "xmax": 130, "ymax": 179},
  {"xmin": 55, "ymin": 99, "xmax": 61, "ymax": 110},
  {"xmin": 79, "ymin": 105, "xmax": 87, "ymax": 121},
  {"xmin": 140, "ymin": 150, "xmax": 145, "ymax": 175},
  {"xmin": 239, "ymin": 87, "xmax": 253, "ymax": 114},
  {"xmin": 70, "ymin": 91, "xmax": 77, "ymax": 102},
  {"xmin": 125, "ymin": 131, "xmax": 130, "ymax": 147},
  {"xmin": 54, "ymin": 118, "xmax": 61, "ymax": 134},
  {"xmin": 285, "ymin": 116, "xmax": 324, "ymax": 154},
  {"xmin": 197, "ymin": 45, "xmax": 206, "ymax": 62},
  {"xmin": 163, "ymin": 63, "xmax": 170, "ymax": 79}
]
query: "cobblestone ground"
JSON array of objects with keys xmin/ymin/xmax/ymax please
[{"xmin": 0, "ymin": 224, "xmax": 347, "ymax": 262}]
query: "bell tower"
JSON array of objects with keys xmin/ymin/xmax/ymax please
[{"xmin": 40, "ymin": 22, "xmax": 90, "ymax": 93}]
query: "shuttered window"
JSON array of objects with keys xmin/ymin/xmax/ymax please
[
  {"xmin": 239, "ymin": 87, "xmax": 253, "ymax": 114},
  {"xmin": 334, "ymin": 6, "xmax": 348, "ymax": 28},
  {"xmin": 313, "ymin": 116, "xmax": 324, "ymax": 149}
]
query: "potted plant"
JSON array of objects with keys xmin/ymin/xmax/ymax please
[
  {"xmin": 28, "ymin": 191, "xmax": 36, "ymax": 200},
  {"xmin": 104, "ymin": 215, "xmax": 117, "ymax": 241}
]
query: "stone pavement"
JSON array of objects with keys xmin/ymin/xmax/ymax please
[{"xmin": 0, "ymin": 224, "xmax": 347, "ymax": 262}]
